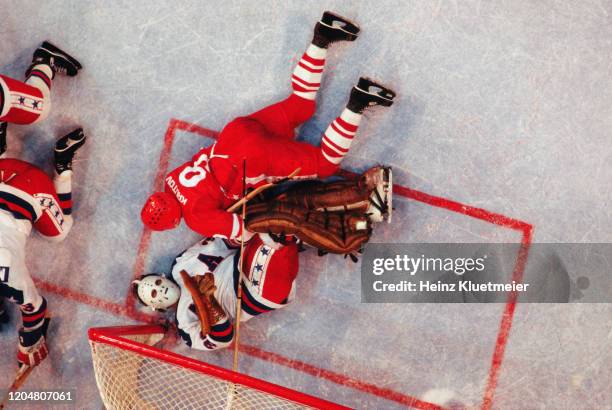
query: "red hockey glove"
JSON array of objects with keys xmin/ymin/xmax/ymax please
[{"xmin": 17, "ymin": 317, "xmax": 51, "ymax": 368}]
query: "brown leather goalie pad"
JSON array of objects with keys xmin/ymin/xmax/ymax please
[
  {"xmin": 274, "ymin": 178, "xmax": 371, "ymax": 213},
  {"xmin": 179, "ymin": 271, "xmax": 226, "ymax": 335},
  {"xmin": 246, "ymin": 202, "xmax": 371, "ymax": 254}
]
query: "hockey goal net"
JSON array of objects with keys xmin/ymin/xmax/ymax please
[{"xmin": 88, "ymin": 325, "xmax": 348, "ymax": 410}]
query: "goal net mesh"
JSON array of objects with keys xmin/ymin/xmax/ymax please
[{"xmin": 89, "ymin": 326, "xmax": 342, "ymax": 410}]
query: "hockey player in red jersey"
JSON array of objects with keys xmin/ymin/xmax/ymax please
[
  {"xmin": 133, "ymin": 234, "xmax": 299, "ymax": 351},
  {"xmin": 133, "ymin": 165, "xmax": 393, "ymax": 351},
  {"xmin": 0, "ymin": 41, "xmax": 82, "ymax": 154},
  {"xmin": 141, "ymin": 11, "xmax": 396, "ymax": 240},
  {"xmin": 0, "ymin": 128, "xmax": 86, "ymax": 368}
]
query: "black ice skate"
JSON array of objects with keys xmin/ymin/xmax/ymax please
[
  {"xmin": 347, "ymin": 77, "xmax": 396, "ymax": 114},
  {"xmin": 54, "ymin": 128, "xmax": 86, "ymax": 174},
  {"xmin": 27, "ymin": 41, "xmax": 82, "ymax": 78},
  {"xmin": 0, "ymin": 122, "xmax": 7, "ymax": 156},
  {"xmin": 313, "ymin": 11, "xmax": 360, "ymax": 48}
]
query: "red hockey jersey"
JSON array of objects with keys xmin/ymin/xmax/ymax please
[
  {"xmin": 163, "ymin": 113, "xmax": 325, "ymax": 240},
  {"xmin": 164, "ymin": 144, "xmax": 242, "ymax": 240},
  {"xmin": 0, "ymin": 158, "xmax": 72, "ymax": 239}
]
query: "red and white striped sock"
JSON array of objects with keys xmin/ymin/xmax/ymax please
[
  {"xmin": 291, "ymin": 44, "xmax": 327, "ymax": 101},
  {"xmin": 26, "ymin": 64, "xmax": 53, "ymax": 96},
  {"xmin": 321, "ymin": 108, "xmax": 362, "ymax": 165}
]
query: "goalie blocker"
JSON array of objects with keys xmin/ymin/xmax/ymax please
[{"xmin": 245, "ymin": 166, "xmax": 392, "ymax": 256}]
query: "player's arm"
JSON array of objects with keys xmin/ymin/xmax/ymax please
[
  {"xmin": 33, "ymin": 193, "xmax": 73, "ymax": 242},
  {"xmin": 34, "ymin": 129, "xmax": 85, "ymax": 241},
  {"xmin": 174, "ymin": 273, "xmax": 234, "ymax": 351},
  {"xmin": 182, "ymin": 316, "xmax": 234, "ymax": 352},
  {"xmin": 184, "ymin": 198, "xmax": 252, "ymax": 241}
]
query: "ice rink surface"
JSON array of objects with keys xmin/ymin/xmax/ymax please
[{"xmin": 1, "ymin": 1, "xmax": 611, "ymax": 409}]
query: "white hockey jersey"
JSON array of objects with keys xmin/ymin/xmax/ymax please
[{"xmin": 171, "ymin": 235, "xmax": 298, "ymax": 351}]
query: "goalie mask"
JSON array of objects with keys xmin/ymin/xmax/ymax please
[
  {"xmin": 133, "ymin": 274, "xmax": 181, "ymax": 311},
  {"xmin": 141, "ymin": 191, "xmax": 182, "ymax": 231}
]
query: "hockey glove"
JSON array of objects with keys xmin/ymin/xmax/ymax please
[
  {"xmin": 179, "ymin": 271, "xmax": 226, "ymax": 335},
  {"xmin": 17, "ymin": 317, "xmax": 51, "ymax": 368}
]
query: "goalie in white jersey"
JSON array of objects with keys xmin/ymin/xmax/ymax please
[{"xmin": 134, "ymin": 233, "xmax": 298, "ymax": 351}]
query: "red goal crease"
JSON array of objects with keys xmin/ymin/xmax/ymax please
[{"xmin": 34, "ymin": 118, "xmax": 533, "ymax": 410}]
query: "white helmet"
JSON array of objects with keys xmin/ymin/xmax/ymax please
[{"xmin": 133, "ymin": 274, "xmax": 180, "ymax": 311}]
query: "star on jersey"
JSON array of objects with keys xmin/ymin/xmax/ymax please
[
  {"xmin": 260, "ymin": 247, "xmax": 270, "ymax": 255},
  {"xmin": 254, "ymin": 264, "xmax": 263, "ymax": 272}
]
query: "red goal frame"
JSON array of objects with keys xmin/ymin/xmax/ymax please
[{"xmin": 88, "ymin": 325, "xmax": 350, "ymax": 410}]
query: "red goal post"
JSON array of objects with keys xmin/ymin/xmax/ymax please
[{"xmin": 88, "ymin": 325, "xmax": 349, "ymax": 410}]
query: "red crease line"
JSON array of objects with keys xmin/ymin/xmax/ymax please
[
  {"xmin": 240, "ymin": 344, "xmax": 444, "ymax": 410},
  {"xmin": 481, "ymin": 226, "xmax": 533, "ymax": 410}
]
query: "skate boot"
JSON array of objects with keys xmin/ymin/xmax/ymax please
[
  {"xmin": 0, "ymin": 122, "xmax": 7, "ymax": 156},
  {"xmin": 313, "ymin": 11, "xmax": 360, "ymax": 48},
  {"xmin": 347, "ymin": 77, "xmax": 396, "ymax": 114},
  {"xmin": 54, "ymin": 128, "xmax": 86, "ymax": 174},
  {"xmin": 364, "ymin": 166, "xmax": 393, "ymax": 223},
  {"xmin": 27, "ymin": 41, "xmax": 82, "ymax": 78}
]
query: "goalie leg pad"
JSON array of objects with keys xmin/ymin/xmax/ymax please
[
  {"xmin": 276, "ymin": 179, "xmax": 370, "ymax": 213},
  {"xmin": 275, "ymin": 166, "xmax": 392, "ymax": 223},
  {"xmin": 246, "ymin": 202, "xmax": 371, "ymax": 255}
]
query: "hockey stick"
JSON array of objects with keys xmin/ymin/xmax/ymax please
[
  {"xmin": 226, "ymin": 167, "xmax": 301, "ymax": 213},
  {"xmin": 232, "ymin": 158, "xmax": 248, "ymax": 373},
  {"xmin": 224, "ymin": 160, "xmax": 249, "ymax": 410},
  {"xmin": 0, "ymin": 365, "xmax": 33, "ymax": 409}
]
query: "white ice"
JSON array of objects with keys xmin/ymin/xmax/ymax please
[{"xmin": 1, "ymin": 1, "xmax": 611, "ymax": 409}]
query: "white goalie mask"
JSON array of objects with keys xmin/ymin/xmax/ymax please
[{"xmin": 133, "ymin": 274, "xmax": 181, "ymax": 311}]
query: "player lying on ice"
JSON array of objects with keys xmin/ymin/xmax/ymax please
[
  {"xmin": 0, "ymin": 41, "xmax": 82, "ymax": 152},
  {"xmin": 134, "ymin": 166, "xmax": 392, "ymax": 351},
  {"xmin": 140, "ymin": 11, "xmax": 396, "ymax": 241},
  {"xmin": 0, "ymin": 42, "xmax": 85, "ymax": 369}
]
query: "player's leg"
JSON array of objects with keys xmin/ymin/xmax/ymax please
[
  {"xmin": 0, "ymin": 236, "xmax": 50, "ymax": 367},
  {"xmin": 0, "ymin": 41, "xmax": 81, "ymax": 126},
  {"xmin": 0, "ymin": 74, "xmax": 50, "ymax": 126},
  {"xmin": 226, "ymin": 78, "xmax": 389, "ymax": 180},
  {"xmin": 317, "ymin": 77, "xmax": 396, "ymax": 176},
  {"xmin": 12, "ymin": 261, "xmax": 50, "ymax": 368},
  {"xmin": 233, "ymin": 77, "xmax": 395, "ymax": 182},
  {"xmin": 291, "ymin": 11, "xmax": 359, "ymax": 102},
  {"xmin": 247, "ymin": 12, "xmax": 360, "ymax": 140}
]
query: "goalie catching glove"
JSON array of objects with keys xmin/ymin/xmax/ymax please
[{"xmin": 179, "ymin": 271, "xmax": 226, "ymax": 335}]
